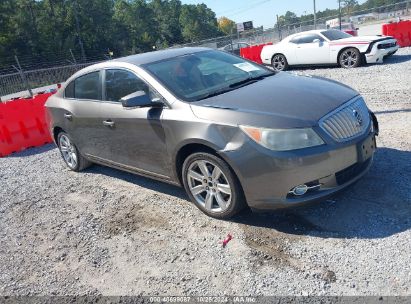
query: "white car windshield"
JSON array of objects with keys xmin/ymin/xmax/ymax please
[
  {"xmin": 143, "ymin": 50, "xmax": 274, "ymax": 102},
  {"xmin": 321, "ymin": 29, "xmax": 353, "ymax": 40}
]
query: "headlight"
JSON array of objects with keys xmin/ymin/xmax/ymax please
[{"xmin": 240, "ymin": 125, "xmax": 324, "ymax": 151}]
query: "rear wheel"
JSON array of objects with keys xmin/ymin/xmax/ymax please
[
  {"xmin": 339, "ymin": 48, "xmax": 361, "ymax": 68},
  {"xmin": 57, "ymin": 132, "xmax": 91, "ymax": 171},
  {"xmin": 182, "ymin": 152, "xmax": 245, "ymax": 219},
  {"xmin": 271, "ymin": 54, "xmax": 289, "ymax": 71}
]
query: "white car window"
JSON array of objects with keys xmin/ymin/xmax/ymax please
[{"xmin": 297, "ymin": 34, "xmax": 324, "ymax": 44}]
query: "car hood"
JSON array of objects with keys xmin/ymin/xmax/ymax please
[{"xmin": 190, "ymin": 72, "xmax": 358, "ymax": 129}]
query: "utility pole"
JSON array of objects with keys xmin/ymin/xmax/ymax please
[
  {"xmin": 313, "ymin": 0, "xmax": 317, "ymax": 29},
  {"xmin": 73, "ymin": 0, "xmax": 86, "ymax": 62},
  {"xmin": 338, "ymin": 0, "xmax": 342, "ymax": 30},
  {"xmin": 14, "ymin": 55, "xmax": 33, "ymax": 97},
  {"xmin": 276, "ymin": 14, "xmax": 282, "ymax": 41}
]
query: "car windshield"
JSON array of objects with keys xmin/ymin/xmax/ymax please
[
  {"xmin": 321, "ymin": 29, "xmax": 353, "ymax": 40},
  {"xmin": 142, "ymin": 50, "xmax": 274, "ymax": 102}
]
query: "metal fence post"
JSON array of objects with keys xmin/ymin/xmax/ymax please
[
  {"xmin": 69, "ymin": 48, "xmax": 77, "ymax": 65},
  {"xmin": 14, "ymin": 55, "xmax": 33, "ymax": 97}
]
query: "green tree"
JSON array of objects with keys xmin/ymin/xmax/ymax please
[
  {"xmin": 179, "ymin": 3, "xmax": 221, "ymax": 42},
  {"xmin": 0, "ymin": 0, "xmax": 16, "ymax": 60},
  {"xmin": 113, "ymin": 0, "xmax": 158, "ymax": 53},
  {"xmin": 150, "ymin": 0, "xmax": 183, "ymax": 48}
]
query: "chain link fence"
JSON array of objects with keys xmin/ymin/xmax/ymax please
[
  {"xmin": 0, "ymin": 62, "xmax": 103, "ymax": 100},
  {"xmin": 0, "ymin": 48, "xmax": 111, "ymax": 101},
  {"xmin": 1, "ymin": 1, "xmax": 410, "ymax": 101}
]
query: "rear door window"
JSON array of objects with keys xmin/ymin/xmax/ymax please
[
  {"xmin": 64, "ymin": 81, "xmax": 75, "ymax": 98},
  {"xmin": 74, "ymin": 71, "xmax": 101, "ymax": 100}
]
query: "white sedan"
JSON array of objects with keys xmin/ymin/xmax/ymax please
[{"xmin": 261, "ymin": 29, "xmax": 399, "ymax": 71}]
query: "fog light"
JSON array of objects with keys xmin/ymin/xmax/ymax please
[{"xmin": 290, "ymin": 184, "xmax": 308, "ymax": 196}]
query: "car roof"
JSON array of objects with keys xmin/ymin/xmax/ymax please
[
  {"xmin": 113, "ymin": 47, "xmax": 210, "ymax": 66},
  {"xmin": 60, "ymin": 47, "xmax": 213, "ymax": 90},
  {"xmin": 286, "ymin": 29, "xmax": 327, "ymax": 40}
]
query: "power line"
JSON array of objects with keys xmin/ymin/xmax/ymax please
[{"xmin": 218, "ymin": 0, "xmax": 273, "ymax": 18}]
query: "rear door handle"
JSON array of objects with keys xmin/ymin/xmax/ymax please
[
  {"xmin": 64, "ymin": 113, "xmax": 73, "ymax": 120},
  {"xmin": 103, "ymin": 120, "xmax": 115, "ymax": 127}
]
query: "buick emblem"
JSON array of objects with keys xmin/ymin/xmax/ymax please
[{"xmin": 352, "ymin": 109, "xmax": 363, "ymax": 126}]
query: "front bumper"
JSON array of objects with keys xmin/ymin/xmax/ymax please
[
  {"xmin": 221, "ymin": 129, "xmax": 376, "ymax": 211},
  {"xmin": 365, "ymin": 44, "xmax": 399, "ymax": 64}
]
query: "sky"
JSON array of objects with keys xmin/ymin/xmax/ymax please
[{"xmin": 182, "ymin": 0, "xmax": 367, "ymax": 29}]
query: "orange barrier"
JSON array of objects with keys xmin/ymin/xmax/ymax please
[
  {"xmin": 240, "ymin": 43, "xmax": 273, "ymax": 64},
  {"xmin": 0, "ymin": 92, "xmax": 55, "ymax": 157},
  {"xmin": 382, "ymin": 20, "xmax": 411, "ymax": 47}
]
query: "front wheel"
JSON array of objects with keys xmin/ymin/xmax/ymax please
[
  {"xmin": 271, "ymin": 54, "xmax": 289, "ymax": 71},
  {"xmin": 57, "ymin": 132, "xmax": 91, "ymax": 172},
  {"xmin": 339, "ymin": 48, "xmax": 361, "ymax": 68},
  {"xmin": 182, "ymin": 152, "xmax": 245, "ymax": 219}
]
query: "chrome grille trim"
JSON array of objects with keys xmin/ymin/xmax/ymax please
[{"xmin": 319, "ymin": 97, "xmax": 371, "ymax": 142}]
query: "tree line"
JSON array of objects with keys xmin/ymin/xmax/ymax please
[{"xmin": 0, "ymin": 0, "xmax": 225, "ymax": 68}]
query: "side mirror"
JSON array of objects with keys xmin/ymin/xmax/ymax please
[
  {"xmin": 313, "ymin": 39, "xmax": 321, "ymax": 44},
  {"xmin": 120, "ymin": 91, "xmax": 163, "ymax": 108},
  {"xmin": 356, "ymin": 28, "xmax": 359, "ymax": 30}
]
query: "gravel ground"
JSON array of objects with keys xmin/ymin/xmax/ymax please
[{"xmin": 0, "ymin": 47, "xmax": 410, "ymax": 297}]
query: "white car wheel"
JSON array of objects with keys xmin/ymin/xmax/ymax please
[
  {"xmin": 339, "ymin": 48, "xmax": 361, "ymax": 68},
  {"xmin": 272, "ymin": 54, "xmax": 288, "ymax": 71}
]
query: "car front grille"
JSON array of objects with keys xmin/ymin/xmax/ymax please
[
  {"xmin": 335, "ymin": 158, "xmax": 371, "ymax": 185},
  {"xmin": 320, "ymin": 97, "xmax": 370, "ymax": 142}
]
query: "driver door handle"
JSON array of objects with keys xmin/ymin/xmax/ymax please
[
  {"xmin": 103, "ymin": 120, "xmax": 115, "ymax": 127},
  {"xmin": 64, "ymin": 113, "xmax": 73, "ymax": 120}
]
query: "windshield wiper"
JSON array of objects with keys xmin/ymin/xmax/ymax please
[
  {"xmin": 195, "ymin": 72, "xmax": 275, "ymax": 101},
  {"xmin": 196, "ymin": 87, "xmax": 236, "ymax": 100},
  {"xmin": 229, "ymin": 73, "xmax": 275, "ymax": 89}
]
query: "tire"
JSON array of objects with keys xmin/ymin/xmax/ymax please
[
  {"xmin": 182, "ymin": 152, "xmax": 246, "ymax": 219},
  {"xmin": 57, "ymin": 132, "xmax": 91, "ymax": 172},
  {"xmin": 339, "ymin": 48, "xmax": 361, "ymax": 68},
  {"xmin": 271, "ymin": 54, "xmax": 289, "ymax": 71}
]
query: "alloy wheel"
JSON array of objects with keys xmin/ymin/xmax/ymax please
[
  {"xmin": 340, "ymin": 49, "xmax": 358, "ymax": 68},
  {"xmin": 59, "ymin": 134, "xmax": 78, "ymax": 169},
  {"xmin": 187, "ymin": 160, "xmax": 232, "ymax": 213},
  {"xmin": 272, "ymin": 54, "xmax": 286, "ymax": 71}
]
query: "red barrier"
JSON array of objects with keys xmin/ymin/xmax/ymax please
[
  {"xmin": 240, "ymin": 43, "xmax": 273, "ymax": 64},
  {"xmin": 0, "ymin": 92, "xmax": 55, "ymax": 157},
  {"xmin": 382, "ymin": 20, "xmax": 411, "ymax": 47}
]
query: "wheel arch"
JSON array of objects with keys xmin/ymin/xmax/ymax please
[
  {"xmin": 173, "ymin": 140, "xmax": 244, "ymax": 191},
  {"xmin": 174, "ymin": 141, "xmax": 221, "ymax": 185},
  {"xmin": 174, "ymin": 141, "xmax": 248, "ymax": 209},
  {"xmin": 52, "ymin": 126, "xmax": 65, "ymax": 144},
  {"xmin": 271, "ymin": 52, "xmax": 287, "ymax": 62}
]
